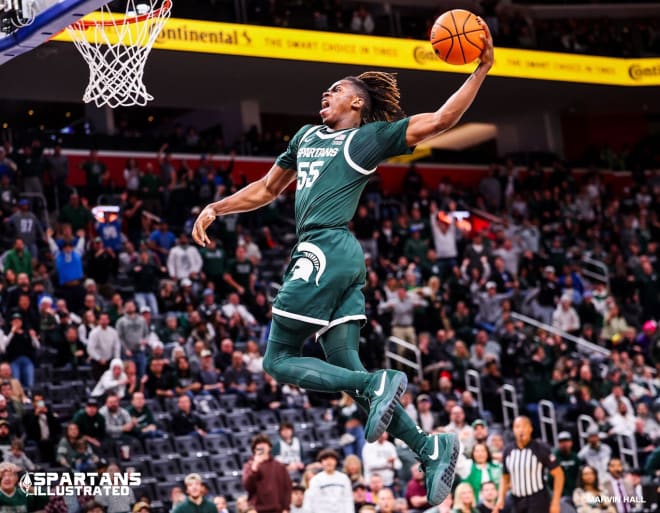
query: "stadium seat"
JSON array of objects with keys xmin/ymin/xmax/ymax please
[
  {"xmin": 224, "ymin": 412, "xmax": 256, "ymax": 431},
  {"xmin": 145, "ymin": 438, "xmax": 174, "ymax": 459},
  {"xmin": 156, "ymin": 482, "xmax": 177, "ymax": 503},
  {"xmin": 218, "ymin": 394, "xmax": 239, "ymax": 410},
  {"xmin": 173, "ymin": 435, "xmax": 204, "ymax": 456},
  {"xmin": 150, "ymin": 457, "xmax": 182, "ymax": 478},
  {"xmin": 207, "ymin": 453, "xmax": 241, "ymax": 475},
  {"xmin": 48, "ymin": 384, "xmax": 73, "ymax": 404},
  {"xmin": 179, "ymin": 456, "xmax": 210, "ymax": 474},
  {"xmin": 123, "ymin": 455, "xmax": 152, "ymax": 476},
  {"xmin": 215, "ymin": 476, "xmax": 246, "ymax": 501},
  {"xmin": 278, "ymin": 409, "xmax": 306, "ymax": 425},
  {"xmin": 114, "ymin": 436, "xmax": 145, "ymax": 459},
  {"xmin": 231, "ymin": 432, "xmax": 254, "ymax": 452},
  {"xmin": 52, "ymin": 367, "xmax": 76, "ymax": 383},
  {"xmin": 254, "ymin": 410, "xmax": 279, "ymax": 429},
  {"xmin": 202, "ymin": 433, "xmax": 233, "ymax": 454},
  {"xmin": 201, "ymin": 414, "xmax": 226, "ymax": 432}
]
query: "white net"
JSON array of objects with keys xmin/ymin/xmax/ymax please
[{"xmin": 66, "ymin": 0, "xmax": 172, "ymax": 108}]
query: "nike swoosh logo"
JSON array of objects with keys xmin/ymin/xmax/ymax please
[
  {"xmin": 373, "ymin": 372, "xmax": 387, "ymax": 397},
  {"xmin": 428, "ymin": 436, "xmax": 440, "ymax": 461}
]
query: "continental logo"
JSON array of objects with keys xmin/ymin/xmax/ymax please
[
  {"xmin": 628, "ymin": 63, "xmax": 660, "ymax": 81},
  {"xmin": 413, "ymin": 45, "xmax": 439, "ymax": 66},
  {"xmin": 157, "ymin": 26, "xmax": 252, "ymax": 46}
]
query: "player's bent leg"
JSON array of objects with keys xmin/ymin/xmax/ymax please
[
  {"xmin": 265, "ymin": 314, "xmax": 371, "ymax": 393},
  {"xmin": 319, "ymin": 321, "xmax": 459, "ymax": 504},
  {"xmin": 313, "ymin": 320, "xmax": 407, "ymax": 442}
]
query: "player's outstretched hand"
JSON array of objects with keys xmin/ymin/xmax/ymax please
[
  {"xmin": 477, "ymin": 17, "xmax": 494, "ymax": 70},
  {"xmin": 192, "ymin": 206, "xmax": 216, "ymax": 247}
]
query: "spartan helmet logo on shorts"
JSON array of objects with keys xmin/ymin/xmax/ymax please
[{"xmin": 290, "ymin": 242, "xmax": 326, "ymax": 286}]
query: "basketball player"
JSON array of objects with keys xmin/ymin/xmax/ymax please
[{"xmin": 193, "ymin": 22, "xmax": 494, "ymax": 505}]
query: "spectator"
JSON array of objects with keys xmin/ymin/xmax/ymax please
[
  {"xmin": 223, "ymin": 351, "xmax": 257, "ymax": 396},
  {"xmin": 58, "ymin": 193, "xmax": 92, "ymax": 232},
  {"xmin": 22, "ymin": 393, "xmax": 61, "ymax": 463},
  {"xmin": 406, "ymin": 463, "xmax": 430, "ymax": 511},
  {"xmin": 170, "ymin": 394, "xmax": 207, "ymax": 437},
  {"xmin": 578, "ymin": 427, "xmax": 612, "ymax": 484},
  {"xmin": 5, "ymin": 439, "xmax": 36, "ymax": 471},
  {"xmin": 0, "ymin": 364, "xmax": 26, "ymax": 407},
  {"xmin": 242, "ymin": 434, "xmax": 292, "ymax": 513},
  {"xmin": 87, "ymin": 312, "xmax": 121, "ymax": 380},
  {"xmin": 608, "ymin": 401, "xmax": 636, "ymax": 436},
  {"xmin": 91, "ymin": 358, "xmax": 128, "ymax": 398},
  {"xmin": 223, "ymin": 246, "xmax": 255, "ymax": 300},
  {"xmin": 222, "ymin": 293, "xmax": 258, "ymax": 334},
  {"xmin": 131, "ymin": 250, "xmax": 163, "ymax": 315},
  {"xmin": 572, "ymin": 465, "xmax": 615, "ymax": 513},
  {"xmin": 4, "ymin": 238, "xmax": 32, "ymax": 278},
  {"xmin": 55, "ymin": 325, "xmax": 87, "ymax": 368},
  {"xmin": 72, "ymin": 397, "xmax": 106, "ymax": 450},
  {"xmin": 553, "ymin": 432, "xmax": 580, "ymax": 497},
  {"xmin": 148, "ymin": 221, "xmax": 176, "ymax": 263},
  {"xmin": 457, "ymin": 443, "xmax": 502, "ymax": 498},
  {"xmin": 452, "ymin": 483, "xmax": 478, "ymax": 513},
  {"xmin": 476, "ymin": 482, "xmax": 498, "ymax": 513},
  {"xmin": 173, "ymin": 356, "xmax": 202, "ymax": 396},
  {"xmin": 0, "ymin": 461, "xmax": 48, "ymax": 512},
  {"xmin": 350, "ymin": 5, "xmax": 375, "ymax": 34},
  {"xmin": 116, "ymin": 300, "xmax": 150, "ymax": 379},
  {"xmin": 56, "ymin": 423, "xmax": 97, "ymax": 471},
  {"xmin": 86, "ymin": 236, "xmax": 117, "ymax": 285},
  {"xmin": 172, "ymin": 473, "xmax": 217, "ymax": 513},
  {"xmin": 290, "ymin": 483, "xmax": 306, "ymax": 513},
  {"xmin": 167, "ymin": 235, "xmax": 202, "ymax": 281},
  {"xmin": 552, "ymin": 294, "xmax": 581, "ymax": 334},
  {"xmin": 416, "ymin": 394, "xmax": 438, "ymax": 433},
  {"xmin": 1, "ymin": 312, "xmax": 39, "ymax": 390},
  {"xmin": 445, "ymin": 406, "xmax": 474, "ymax": 455},
  {"xmin": 378, "ymin": 286, "xmax": 427, "ymax": 346},
  {"xmin": 601, "ymin": 458, "xmax": 636, "ymax": 513},
  {"xmin": 99, "ymin": 393, "xmax": 136, "ymax": 442},
  {"xmin": 6, "ymin": 199, "xmax": 43, "ymax": 259},
  {"xmin": 143, "ymin": 358, "xmax": 175, "ymax": 400},
  {"xmin": 95, "ymin": 462, "xmax": 136, "ymax": 513},
  {"xmin": 272, "ymin": 422, "xmax": 305, "ymax": 477},
  {"xmin": 362, "ymin": 432, "xmax": 402, "ymax": 487},
  {"xmin": 126, "ymin": 392, "xmax": 162, "ymax": 439},
  {"xmin": 303, "ymin": 449, "xmax": 354, "ymax": 513}
]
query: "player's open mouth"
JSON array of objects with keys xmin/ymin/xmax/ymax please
[{"xmin": 320, "ymin": 99, "xmax": 330, "ymax": 116}]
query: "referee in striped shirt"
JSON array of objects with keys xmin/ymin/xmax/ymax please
[{"xmin": 495, "ymin": 416, "xmax": 564, "ymax": 513}]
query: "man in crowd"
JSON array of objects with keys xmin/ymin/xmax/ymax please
[{"xmin": 242, "ymin": 434, "xmax": 291, "ymax": 513}]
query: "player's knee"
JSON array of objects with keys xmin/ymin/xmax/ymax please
[{"xmin": 262, "ymin": 356, "xmax": 278, "ymax": 378}]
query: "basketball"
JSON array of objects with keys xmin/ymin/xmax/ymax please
[{"xmin": 430, "ymin": 9, "xmax": 486, "ymax": 65}]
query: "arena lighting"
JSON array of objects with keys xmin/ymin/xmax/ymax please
[{"xmin": 417, "ymin": 122, "xmax": 497, "ymax": 150}]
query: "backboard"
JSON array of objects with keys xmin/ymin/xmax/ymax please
[{"xmin": 0, "ymin": 0, "xmax": 109, "ymax": 64}]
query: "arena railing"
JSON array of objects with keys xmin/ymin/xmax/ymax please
[
  {"xmin": 510, "ymin": 311, "xmax": 611, "ymax": 357},
  {"xmin": 386, "ymin": 335, "xmax": 423, "ymax": 382},
  {"xmin": 539, "ymin": 399, "xmax": 558, "ymax": 447}
]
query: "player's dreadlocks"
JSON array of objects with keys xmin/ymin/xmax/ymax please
[{"xmin": 345, "ymin": 71, "xmax": 406, "ymax": 125}]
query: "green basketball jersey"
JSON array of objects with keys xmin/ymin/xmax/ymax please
[{"xmin": 276, "ymin": 119, "xmax": 411, "ymax": 235}]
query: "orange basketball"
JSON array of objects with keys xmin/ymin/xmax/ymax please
[{"xmin": 430, "ymin": 9, "xmax": 486, "ymax": 65}]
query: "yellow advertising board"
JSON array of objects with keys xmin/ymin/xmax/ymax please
[{"xmin": 52, "ymin": 17, "xmax": 660, "ymax": 86}]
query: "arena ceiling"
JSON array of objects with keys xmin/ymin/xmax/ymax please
[{"xmin": 0, "ymin": 42, "xmax": 658, "ymax": 121}]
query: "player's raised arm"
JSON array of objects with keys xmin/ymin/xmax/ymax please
[
  {"xmin": 405, "ymin": 20, "xmax": 494, "ymax": 147},
  {"xmin": 192, "ymin": 163, "xmax": 296, "ymax": 246}
]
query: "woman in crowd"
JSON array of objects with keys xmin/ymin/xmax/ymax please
[{"xmin": 572, "ymin": 465, "xmax": 615, "ymax": 513}]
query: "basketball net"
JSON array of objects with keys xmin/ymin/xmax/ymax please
[{"xmin": 66, "ymin": 0, "xmax": 172, "ymax": 108}]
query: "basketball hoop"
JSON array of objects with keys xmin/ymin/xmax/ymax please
[{"xmin": 66, "ymin": 0, "xmax": 172, "ymax": 108}]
